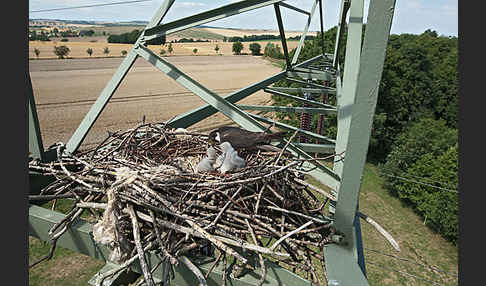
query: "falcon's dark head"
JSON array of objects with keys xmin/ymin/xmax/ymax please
[{"xmin": 208, "ymin": 130, "xmax": 220, "ymax": 146}]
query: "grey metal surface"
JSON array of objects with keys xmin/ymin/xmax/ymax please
[{"xmin": 28, "ymin": 75, "xmax": 45, "ymax": 161}]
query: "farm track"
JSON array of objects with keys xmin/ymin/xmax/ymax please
[{"xmin": 35, "ymin": 88, "xmax": 241, "ymax": 109}]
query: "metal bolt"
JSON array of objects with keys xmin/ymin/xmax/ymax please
[
  {"xmin": 331, "ymin": 234, "xmax": 344, "ymax": 244},
  {"xmin": 328, "ymin": 279, "xmax": 340, "ymax": 286}
]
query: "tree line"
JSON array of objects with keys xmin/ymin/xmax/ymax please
[
  {"xmin": 224, "ymin": 34, "xmax": 315, "ymax": 42},
  {"xmin": 269, "ymin": 27, "xmax": 458, "ymax": 244}
]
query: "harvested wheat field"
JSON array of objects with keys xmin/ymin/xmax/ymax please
[
  {"xmin": 29, "ymin": 40, "xmax": 303, "ymax": 59},
  {"xmin": 29, "ymin": 55, "xmax": 282, "ymax": 152}
]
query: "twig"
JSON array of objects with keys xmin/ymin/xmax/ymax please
[{"xmin": 127, "ymin": 203, "xmax": 156, "ymax": 286}]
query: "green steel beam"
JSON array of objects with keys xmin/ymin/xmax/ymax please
[
  {"xmin": 291, "ymin": 142, "xmax": 335, "ymax": 154},
  {"xmin": 264, "ymin": 88, "xmax": 335, "ymax": 109},
  {"xmin": 269, "ymin": 86, "xmax": 336, "ymax": 95},
  {"xmin": 142, "ymin": 0, "xmax": 285, "ymax": 42},
  {"xmin": 237, "ymin": 104, "xmax": 336, "ymax": 115},
  {"xmin": 293, "ymin": 66, "xmax": 334, "ymax": 74},
  {"xmin": 248, "ymin": 112, "xmax": 335, "ymax": 145},
  {"xmin": 28, "ymin": 74, "xmax": 45, "ymax": 161},
  {"xmin": 333, "ymin": 0, "xmax": 396, "ymax": 244},
  {"xmin": 318, "ymin": 0, "xmax": 326, "ymax": 55},
  {"xmin": 274, "ymin": 3, "xmax": 292, "ymax": 70},
  {"xmin": 65, "ymin": 0, "xmax": 176, "ymax": 154},
  {"xmin": 279, "ymin": 2, "xmax": 310, "ymax": 15},
  {"xmin": 285, "ymin": 77, "xmax": 331, "ymax": 89},
  {"xmin": 291, "ymin": 0, "xmax": 318, "ymax": 65},
  {"xmin": 324, "ymin": 0, "xmax": 396, "ymax": 285},
  {"xmin": 286, "ymin": 70, "xmax": 335, "ymax": 81},
  {"xmin": 135, "ymin": 44, "xmax": 266, "ymax": 133},
  {"xmin": 167, "ymin": 54, "xmax": 324, "ymax": 129},
  {"xmin": 333, "ymin": 0, "xmax": 351, "ymax": 68}
]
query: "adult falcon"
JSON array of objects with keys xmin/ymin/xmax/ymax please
[{"xmin": 208, "ymin": 126, "xmax": 287, "ymax": 149}]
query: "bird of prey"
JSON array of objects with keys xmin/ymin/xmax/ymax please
[
  {"xmin": 219, "ymin": 142, "xmax": 246, "ymax": 174},
  {"xmin": 195, "ymin": 147, "xmax": 217, "ymax": 173},
  {"xmin": 208, "ymin": 126, "xmax": 287, "ymax": 149}
]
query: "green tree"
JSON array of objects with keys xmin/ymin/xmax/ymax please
[
  {"xmin": 214, "ymin": 44, "xmax": 220, "ymax": 54},
  {"xmin": 53, "ymin": 45, "xmax": 70, "ymax": 59},
  {"xmin": 103, "ymin": 47, "xmax": 110, "ymax": 55},
  {"xmin": 249, "ymin": 43, "xmax": 261, "ymax": 55},
  {"xmin": 86, "ymin": 48, "xmax": 93, "ymax": 57},
  {"xmin": 380, "ymin": 118, "xmax": 457, "ymax": 197},
  {"xmin": 160, "ymin": 49, "xmax": 166, "ymax": 56},
  {"xmin": 193, "ymin": 48, "xmax": 198, "ymax": 55},
  {"xmin": 263, "ymin": 42, "xmax": 284, "ymax": 59},
  {"xmin": 232, "ymin": 41, "xmax": 244, "ymax": 55},
  {"xmin": 34, "ymin": 48, "xmax": 40, "ymax": 58},
  {"xmin": 121, "ymin": 50, "xmax": 128, "ymax": 56}
]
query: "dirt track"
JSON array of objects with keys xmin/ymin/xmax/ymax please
[{"xmin": 30, "ymin": 55, "xmax": 281, "ymax": 152}]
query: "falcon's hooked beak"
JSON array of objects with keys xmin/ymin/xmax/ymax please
[{"xmin": 208, "ymin": 131, "xmax": 220, "ymax": 146}]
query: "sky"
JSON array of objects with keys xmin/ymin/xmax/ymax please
[{"xmin": 28, "ymin": 0, "xmax": 458, "ymax": 37}]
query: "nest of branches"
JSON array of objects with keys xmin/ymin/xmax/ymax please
[{"xmin": 29, "ymin": 122, "xmax": 338, "ymax": 286}]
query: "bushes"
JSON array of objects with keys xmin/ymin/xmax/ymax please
[
  {"xmin": 107, "ymin": 29, "xmax": 165, "ymax": 45},
  {"xmin": 53, "ymin": 45, "xmax": 70, "ymax": 59},
  {"xmin": 232, "ymin": 41, "xmax": 244, "ymax": 55},
  {"xmin": 249, "ymin": 43, "xmax": 261, "ymax": 55},
  {"xmin": 263, "ymin": 42, "xmax": 284, "ymax": 59},
  {"xmin": 380, "ymin": 118, "xmax": 458, "ymax": 243}
]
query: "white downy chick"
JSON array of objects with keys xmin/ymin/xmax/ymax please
[
  {"xmin": 220, "ymin": 143, "xmax": 245, "ymax": 174},
  {"xmin": 195, "ymin": 147, "xmax": 217, "ymax": 173},
  {"xmin": 214, "ymin": 142, "xmax": 232, "ymax": 169},
  {"xmin": 230, "ymin": 149, "xmax": 245, "ymax": 169}
]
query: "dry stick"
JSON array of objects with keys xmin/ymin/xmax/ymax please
[
  {"xmin": 30, "ymin": 206, "xmax": 84, "ymax": 268},
  {"xmin": 357, "ymin": 211, "xmax": 400, "ymax": 252},
  {"xmin": 29, "ymin": 239, "xmax": 57, "ymax": 268},
  {"xmin": 56, "ymin": 144, "xmax": 96, "ymax": 190},
  {"xmin": 185, "ymin": 220, "xmax": 252, "ymax": 269},
  {"xmin": 222, "ymin": 253, "xmax": 227, "ymax": 286},
  {"xmin": 294, "ymin": 178, "xmax": 336, "ymax": 201},
  {"xmin": 204, "ymin": 186, "xmax": 243, "ymax": 230},
  {"xmin": 95, "ymin": 241, "xmax": 155, "ymax": 286},
  {"xmin": 178, "ymin": 255, "xmax": 208, "ymax": 286},
  {"xmin": 135, "ymin": 258, "xmax": 166, "ymax": 286},
  {"xmin": 254, "ymin": 183, "xmax": 267, "ymax": 214},
  {"xmin": 245, "ymin": 219, "xmax": 266, "ymax": 286},
  {"xmin": 127, "ymin": 204, "xmax": 156, "ymax": 286},
  {"xmin": 205, "ymin": 251, "xmax": 223, "ymax": 280},
  {"xmin": 266, "ymin": 205, "xmax": 332, "ymax": 225},
  {"xmin": 130, "ymin": 209, "xmax": 289, "ymax": 259},
  {"xmin": 269, "ymin": 220, "xmax": 314, "ymax": 251},
  {"xmin": 274, "ymin": 130, "xmax": 299, "ymax": 166},
  {"xmin": 29, "ymin": 193, "xmax": 77, "ymax": 202},
  {"xmin": 149, "ymin": 209, "xmax": 179, "ymax": 266}
]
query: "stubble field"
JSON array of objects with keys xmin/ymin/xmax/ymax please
[{"xmin": 29, "ymin": 55, "xmax": 282, "ymax": 152}]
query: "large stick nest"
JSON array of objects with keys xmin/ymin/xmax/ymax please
[{"xmin": 29, "ymin": 121, "xmax": 337, "ymax": 286}]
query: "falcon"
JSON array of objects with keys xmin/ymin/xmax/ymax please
[{"xmin": 208, "ymin": 126, "xmax": 287, "ymax": 149}]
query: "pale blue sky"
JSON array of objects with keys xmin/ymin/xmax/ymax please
[{"xmin": 29, "ymin": 0, "xmax": 458, "ymax": 36}]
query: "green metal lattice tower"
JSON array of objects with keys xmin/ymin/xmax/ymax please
[{"xmin": 28, "ymin": 0, "xmax": 397, "ymax": 285}]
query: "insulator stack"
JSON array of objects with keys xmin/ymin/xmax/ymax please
[
  {"xmin": 299, "ymin": 81, "xmax": 313, "ymax": 143},
  {"xmin": 316, "ymin": 80, "xmax": 328, "ymax": 143}
]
